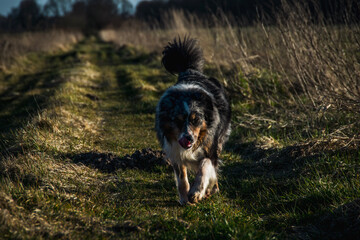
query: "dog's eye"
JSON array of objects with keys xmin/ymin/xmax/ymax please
[{"xmin": 190, "ymin": 115, "xmax": 202, "ymax": 126}]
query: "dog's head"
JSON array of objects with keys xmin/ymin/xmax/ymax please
[
  {"xmin": 158, "ymin": 90, "xmax": 212, "ymax": 150},
  {"xmin": 174, "ymin": 101, "xmax": 206, "ymax": 149}
]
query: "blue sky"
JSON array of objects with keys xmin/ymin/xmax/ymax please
[{"xmin": 0, "ymin": 0, "xmax": 143, "ymax": 16}]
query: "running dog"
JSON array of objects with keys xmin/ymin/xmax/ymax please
[{"xmin": 155, "ymin": 37, "xmax": 231, "ymax": 205}]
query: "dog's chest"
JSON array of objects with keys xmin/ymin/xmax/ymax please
[{"xmin": 163, "ymin": 139, "xmax": 204, "ymax": 170}]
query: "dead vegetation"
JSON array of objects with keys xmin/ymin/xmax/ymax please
[
  {"xmin": 100, "ymin": 1, "xmax": 360, "ymax": 135},
  {"xmin": 0, "ymin": 30, "xmax": 83, "ymax": 70}
]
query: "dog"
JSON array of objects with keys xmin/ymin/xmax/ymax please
[{"xmin": 155, "ymin": 37, "xmax": 231, "ymax": 205}]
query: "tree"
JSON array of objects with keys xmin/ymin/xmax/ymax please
[
  {"xmin": 86, "ymin": 0, "xmax": 119, "ymax": 30},
  {"xmin": 71, "ymin": 0, "xmax": 87, "ymax": 16},
  {"xmin": 119, "ymin": 0, "xmax": 133, "ymax": 16},
  {"xmin": 8, "ymin": 0, "xmax": 42, "ymax": 30},
  {"xmin": 44, "ymin": 0, "xmax": 60, "ymax": 17},
  {"xmin": 43, "ymin": 0, "xmax": 73, "ymax": 17}
]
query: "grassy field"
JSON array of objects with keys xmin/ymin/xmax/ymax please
[
  {"xmin": 0, "ymin": 33, "xmax": 359, "ymax": 240},
  {"xmin": 0, "ymin": 31, "xmax": 83, "ymax": 70}
]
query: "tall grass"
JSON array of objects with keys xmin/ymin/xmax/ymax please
[
  {"xmin": 100, "ymin": 1, "xmax": 360, "ymax": 146},
  {"xmin": 267, "ymin": 1, "xmax": 360, "ymax": 111},
  {"xmin": 100, "ymin": 1, "xmax": 360, "ymax": 110},
  {"xmin": 0, "ymin": 30, "xmax": 83, "ymax": 70}
]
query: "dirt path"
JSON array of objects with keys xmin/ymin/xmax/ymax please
[
  {"xmin": 0, "ymin": 38, "xmax": 260, "ymax": 239},
  {"xmin": 1, "ymin": 37, "xmax": 359, "ymax": 239}
]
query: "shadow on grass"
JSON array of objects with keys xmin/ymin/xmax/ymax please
[
  {"xmin": 222, "ymin": 139, "xmax": 360, "ymax": 237},
  {"xmin": 0, "ymin": 72, "xmax": 61, "ymax": 129},
  {"xmin": 67, "ymin": 148, "xmax": 171, "ymax": 173},
  {"xmin": 223, "ymin": 140, "xmax": 359, "ymax": 187},
  {"xmin": 0, "ymin": 47, "xmax": 81, "ymax": 155},
  {"xmin": 289, "ymin": 198, "xmax": 360, "ymax": 240}
]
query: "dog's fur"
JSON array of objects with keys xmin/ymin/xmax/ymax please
[{"xmin": 155, "ymin": 37, "xmax": 231, "ymax": 204}]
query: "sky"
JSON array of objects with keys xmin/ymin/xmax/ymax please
[{"xmin": 0, "ymin": 0, "xmax": 143, "ymax": 16}]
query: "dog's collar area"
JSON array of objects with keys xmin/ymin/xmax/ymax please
[{"xmin": 179, "ymin": 69, "xmax": 206, "ymax": 79}]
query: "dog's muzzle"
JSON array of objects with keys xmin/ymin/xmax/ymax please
[{"xmin": 178, "ymin": 134, "xmax": 193, "ymax": 149}]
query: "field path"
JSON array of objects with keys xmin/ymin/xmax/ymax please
[
  {"xmin": 0, "ymin": 38, "xmax": 263, "ymax": 239},
  {"xmin": 1, "ymin": 37, "xmax": 359, "ymax": 239}
]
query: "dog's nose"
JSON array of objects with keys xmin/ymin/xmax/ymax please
[
  {"xmin": 179, "ymin": 134, "xmax": 193, "ymax": 149},
  {"xmin": 184, "ymin": 134, "xmax": 193, "ymax": 143}
]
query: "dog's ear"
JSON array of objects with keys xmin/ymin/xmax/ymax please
[
  {"xmin": 162, "ymin": 36, "xmax": 204, "ymax": 75},
  {"xmin": 193, "ymin": 92, "xmax": 214, "ymax": 123}
]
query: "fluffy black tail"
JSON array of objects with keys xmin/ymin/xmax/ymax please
[{"xmin": 162, "ymin": 36, "xmax": 204, "ymax": 75}]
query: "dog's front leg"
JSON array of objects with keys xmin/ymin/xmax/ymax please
[
  {"xmin": 173, "ymin": 164, "xmax": 190, "ymax": 205},
  {"xmin": 188, "ymin": 158, "xmax": 218, "ymax": 203}
]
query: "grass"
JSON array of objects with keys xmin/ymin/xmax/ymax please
[
  {"xmin": 0, "ymin": 30, "xmax": 83, "ymax": 70},
  {"xmin": 0, "ymin": 30, "xmax": 359, "ymax": 240},
  {"xmin": 101, "ymin": 2, "xmax": 360, "ymax": 114}
]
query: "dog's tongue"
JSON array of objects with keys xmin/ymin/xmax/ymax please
[{"xmin": 179, "ymin": 137, "xmax": 192, "ymax": 149}]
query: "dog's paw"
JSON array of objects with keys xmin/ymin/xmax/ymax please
[
  {"xmin": 179, "ymin": 196, "xmax": 190, "ymax": 205},
  {"xmin": 179, "ymin": 199, "xmax": 195, "ymax": 206},
  {"xmin": 207, "ymin": 183, "xmax": 219, "ymax": 196},
  {"xmin": 188, "ymin": 191, "xmax": 203, "ymax": 203},
  {"xmin": 205, "ymin": 188, "xmax": 212, "ymax": 198}
]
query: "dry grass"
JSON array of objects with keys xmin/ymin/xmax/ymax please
[
  {"xmin": 100, "ymin": 2, "xmax": 360, "ymax": 151},
  {"xmin": 100, "ymin": 10, "xmax": 254, "ymax": 69},
  {"xmin": 0, "ymin": 30, "xmax": 83, "ymax": 70},
  {"xmin": 264, "ymin": 1, "xmax": 360, "ymax": 112},
  {"xmin": 100, "ymin": 2, "xmax": 360, "ymax": 113}
]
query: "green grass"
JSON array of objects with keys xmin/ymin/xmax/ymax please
[{"xmin": 0, "ymin": 37, "xmax": 359, "ymax": 239}]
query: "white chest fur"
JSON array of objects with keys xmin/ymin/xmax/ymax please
[{"xmin": 163, "ymin": 139, "xmax": 204, "ymax": 172}]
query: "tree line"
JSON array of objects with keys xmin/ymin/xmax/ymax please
[
  {"xmin": 136, "ymin": 0, "xmax": 360, "ymax": 25},
  {"xmin": 0, "ymin": 0, "xmax": 359, "ymax": 32},
  {"xmin": 0, "ymin": 0, "xmax": 132, "ymax": 32}
]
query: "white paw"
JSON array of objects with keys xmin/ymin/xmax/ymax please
[{"xmin": 188, "ymin": 190, "xmax": 203, "ymax": 203}]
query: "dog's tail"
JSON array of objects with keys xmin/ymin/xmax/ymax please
[{"xmin": 162, "ymin": 36, "xmax": 204, "ymax": 75}]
